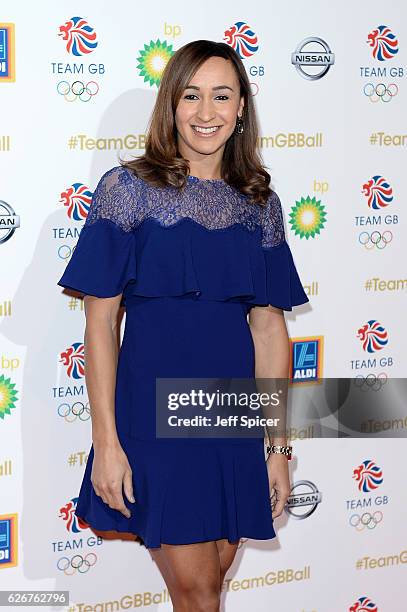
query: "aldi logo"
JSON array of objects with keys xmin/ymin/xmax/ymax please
[
  {"xmin": 0, "ymin": 514, "xmax": 18, "ymax": 568},
  {"xmin": 0, "ymin": 24, "xmax": 15, "ymax": 83},
  {"xmin": 289, "ymin": 336, "xmax": 324, "ymax": 383}
]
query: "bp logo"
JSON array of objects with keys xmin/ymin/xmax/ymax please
[
  {"xmin": 289, "ymin": 196, "xmax": 327, "ymax": 239},
  {"xmin": 136, "ymin": 39, "xmax": 174, "ymax": 87},
  {"xmin": 0, "ymin": 374, "xmax": 18, "ymax": 420}
]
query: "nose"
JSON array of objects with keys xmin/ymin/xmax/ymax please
[{"xmin": 196, "ymin": 96, "xmax": 216, "ymax": 123}]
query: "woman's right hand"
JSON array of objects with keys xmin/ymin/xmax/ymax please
[{"xmin": 91, "ymin": 442, "xmax": 135, "ymax": 518}]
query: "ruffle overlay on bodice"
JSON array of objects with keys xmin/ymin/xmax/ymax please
[{"xmin": 58, "ymin": 165, "xmax": 309, "ymax": 311}]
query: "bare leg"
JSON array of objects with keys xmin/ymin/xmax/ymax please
[
  {"xmin": 215, "ymin": 538, "xmax": 239, "ymax": 586},
  {"xmin": 149, "ymin": 540, "xmax": 227, "ymax": 611}
]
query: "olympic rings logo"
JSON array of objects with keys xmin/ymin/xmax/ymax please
[
  {"xmin": 354, "ymin": 373, "xmax": 388, "ymax": 391},
  {"xmin": 57, "ymin": 402, "xmax": 90, "ymax": 422},
  {"xmin": 358, "ymin": 231, "xmax": 393, "ymax": 249},
  {"xmin": 58, "ymin": 244, "xmax": 77, "ymax": 260},
  {"xmin": 57, "ymin": 553, "xmax": 97, "ymax": 575},
  {"xmin": 363, "ymin": 83, "xmax": 398, "ymax": 103},
  {"xmin": 249, "ymin": 82, "xmax": 259, "ymax": 96},
  {"xmin": 57, "ymin": 81, "xmax": 99, "ymax": 102},
  {"xmin": 349, "ymin": 511, "xmax": 383, "ymax": 530}
]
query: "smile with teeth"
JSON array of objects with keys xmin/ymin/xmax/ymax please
[{"xmin": 192, "ymin": 125, "xmax": 222, "ymax": 134}]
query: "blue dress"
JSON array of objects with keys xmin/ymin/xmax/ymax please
[{"xmin": 57, "ymin": 165, "xmax": 309, "ymax": 549}]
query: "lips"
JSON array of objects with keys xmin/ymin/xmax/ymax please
[{"xmin": 191, "ymin": 125, "xmax": 222, "ymax": 135}]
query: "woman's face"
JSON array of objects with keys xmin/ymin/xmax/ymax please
[{"xmin": 175, "ymin": 56, "xmax": 245, "ymax": 161}]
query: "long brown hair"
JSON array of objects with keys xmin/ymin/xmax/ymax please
[{"xmin": 119, "ymin": 39, "xmax": 272, "ymax": 205}]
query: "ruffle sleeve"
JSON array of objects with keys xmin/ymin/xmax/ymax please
[
  {"xmin": 57, "ymin": 166, "xmax": 137, "ymax": 299},
  {"xmin": 57, "ymin": 169, "xmax": 309, "ymax": 311},
  {"xmin": 247, "ymin": 188, "xmax": 309, "ymax": 311},
  {"xmin": 249, "ymin": 239, "xmax": 310, "ymax": 310}
]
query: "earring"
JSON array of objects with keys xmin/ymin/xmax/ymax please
[{"xmin": 235, "ymin": 116, "xmax": 244, "ymax": 134}]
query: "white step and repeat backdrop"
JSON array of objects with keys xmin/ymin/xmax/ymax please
[{"xmin": 1, "ymin": 2, "xmax": 406, "ymax": 611}]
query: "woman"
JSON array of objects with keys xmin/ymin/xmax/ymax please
[{"xmin": 58, "ymin": 40, "xmax": 309, "ymax": 611}]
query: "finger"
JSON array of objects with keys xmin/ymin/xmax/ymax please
[
  {"xmin": 123, "ymin": 470, "xmax": 135, "ymax": 503},
  {"xmin": 272, "ymin": 504, "xmax": 284, "ymax": 519},
  {"xmin": 98, "ymin": 489, "xmax": 110, "ymax": 506},
  {"xmin": 98, "ymin": 487, "xmax": 118, "ymax": 510},
  {"xmin": 109, "ymin": 490, "xmax": 131, "ymax": 518},
  {"xmin": 272, "ymin": 494, "xmax": 288, "ymax": 519}
]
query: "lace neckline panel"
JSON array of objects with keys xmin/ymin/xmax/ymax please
[{"xmin": 84, "ymin": 165, "xmax": 286, "ymax": 248}]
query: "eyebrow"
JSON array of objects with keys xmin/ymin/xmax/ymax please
[{"xmin": 184, "ymin": 85, "xmax": 234, "ymax": 92}]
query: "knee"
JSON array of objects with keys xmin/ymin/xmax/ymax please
[
  {"xmin": 193, "ymin": 590, "xmax": 220, "ymax": 612},
  {"xmin": 188, "ymin": 589, "xmax": 220, "ymax": 612},
  {"xmin": 175, "ymin": 579, "xmax": 220, "ymax": 611}
]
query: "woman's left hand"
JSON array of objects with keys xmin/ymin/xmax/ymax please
[{"xmin": 266, "ymin": 453, "xmax": 291, "ymax": 519}]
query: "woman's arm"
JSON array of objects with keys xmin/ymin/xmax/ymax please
[
  {"xmin": 83, "ymin": 294, "xmax": 135, "ymax": 518},
  {"xmin": 248, "ymin": 304, "xmax": 289, "ymax": 444},
  {"xmin": 248, "ymin": 304, "xmax": 291, "ymax": 518}
]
